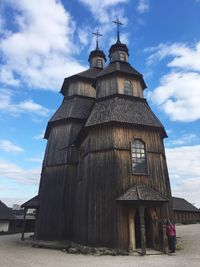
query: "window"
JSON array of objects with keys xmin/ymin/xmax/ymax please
[
  {"xmin": 96, "ymin": 59, "xmax": 103, "ymax": 68},
  {"xmin": 131, "ymin": 139, "xmax": 148, "ymax": 174},
  {"xmin": 119, "ymin": 52, "xmax": 126, "ymax": 61},
  {"xmin": 124, "ymin": 80, "xmax": 133, "ymax": 95}
]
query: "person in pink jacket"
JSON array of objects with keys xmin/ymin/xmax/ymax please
[{"xmin": 166, "ymin": 219, "xmax": 176, "ymax": 253}]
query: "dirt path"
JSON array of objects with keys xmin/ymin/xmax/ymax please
[{"xmin": 0, "ymin": 224, "xmax": 200, "ymax": 267}]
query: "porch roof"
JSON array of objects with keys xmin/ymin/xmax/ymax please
[
  {"xmin": 117, "ymin": 185, "xmax": 168, "ymax": 202},
  {"xmin": 21, "ymin": 195, "xmax": 39, "ymax": 208}
]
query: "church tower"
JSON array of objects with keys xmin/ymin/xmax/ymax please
[
  {"xmin": 34, "ymin": 22, "xmax": 172, "ymax": 255},
  {"xmin": 36, "ymin": 32, "xmax": 106, "ymax": 241},
  {"xmin": 74, "ymin": 21, "xmax": 172, "ymax": 254}
]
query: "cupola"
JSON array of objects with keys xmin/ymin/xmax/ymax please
[
  {"xmin": 88, "ymin": 30, "xmax": 106, "ymax": 69},
  {"xmin": 109, "ymin": 19, "xmax": 129, "ymax": 63}
]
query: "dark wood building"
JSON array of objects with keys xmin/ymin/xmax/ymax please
[
  {"xmin": 172, "ymin": 197, "xmax": 200, "ymax": 224},
  {"xmin": 33, "ymin": 29, "xmax": 173, "ymax": 254},
  {"xmin": 0, "ymin": 200, "xmax": 15, "ymax": 233}
]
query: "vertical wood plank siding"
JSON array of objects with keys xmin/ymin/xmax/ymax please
[
  {"xmin": 73, "ymin": 124, "xmax": 171, "ymax": 249},
  {"xmin": 67, "ymin": 81, "xmax": 96, "ymax": 98},
  {"xmin": 36, "ymin": 120, "xmax": 82, "ymax": 240}
]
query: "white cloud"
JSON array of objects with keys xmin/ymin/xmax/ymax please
[
  {"xmin": 172, "ymin": 178, "xmax": 200, "ymax": 208},
  {"xmin": 79, "ymin": 0, "xmax": 129, "ymax": 49},
  {"xmin": 146, "ymin": 42, "xmax": 200, "ymax": 122},
  {"xmin": 0, "ymin": 89, "xmax": 49, "ymax": 117},
  {"xmin": 146, "ymin": 43, "xmax": 200, "ymax": 71},
  {"xmin": 0, "ymin": 140, "xmax": 24, "ymax": 153},
  {"xmin": 167, "ymin": 133, "xmax": 198, "ymax": 146},
  {"xmin": 34, "ymin": 131, "xmax": 45, "ymax": 140},
  {"xmin": 166, "ymin": 145, "xmax": 200, "ymax": 180},
  {"xmin": 0, "ymin": 0, "xmax": 86, "ymax": 91},
  {"xmin": 26, "ymin": 157, "xmax": 43, "ymax": 164},
  {"xmin": 0, "ymin": 158, "xmax": 40, "ymax": 185},
  {"xmin": 79, "ymin": 0, "xmax": 128, "ymax": 23},
  {"xmin": 166, "ymin": 145, "xmax": 200, "ymax": 208},
  {"xmin": 137, "ymin": 0, "xmax": 150, "ymax": 13},
  {"xmin": 0, "ymin": 66, "xmax": 20, "ymax": 86}
]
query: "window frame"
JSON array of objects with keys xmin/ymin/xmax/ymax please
[
  {"xmin": 96, "ymin": 58, "xmax": 103, "ymax": 68},
  {"xmin": 124, "ymin": 80, "xmax": 133, "ymax": 96},
  {"xmin": 130, "ymin": 138, "xmax": 148, "ymax": 175},
  {"xmin": 119, "ymin": 52, "xmax": 126, "ymax": 61}
]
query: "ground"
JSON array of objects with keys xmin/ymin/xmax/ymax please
[{"xmin": 0, "ymin": 224, "xmax": 199, "ymax": 267}]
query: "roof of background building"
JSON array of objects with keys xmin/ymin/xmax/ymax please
[
  {"xmin": 0, "ymin": 200, "xmax": 15, "ymax": 220},
  {"xmin": 21, "ymin": 195, "xmax": 39, "ymax": 208},
  {"xmin": 172, "ymin": 197, "xmax": 200, "ymax": 212}
]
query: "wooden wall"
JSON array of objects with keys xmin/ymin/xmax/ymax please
[
  {"xmin": 36, "ymin": 120, "xmax": 82, "ymax": 240},
  {"xmin": 66, "ymin": 81, "xmax": 96, "ymax": 98},
  {"xmin": 73, "ymin": 124, "xmax": 172, "ymax": 249},
  {"xmin": 174, "ymin": 211, "xmax": 200, "ymax": 224},
  {"xmin": 96, "ymin": 74, "xmax": 143, "ymax": 99}
]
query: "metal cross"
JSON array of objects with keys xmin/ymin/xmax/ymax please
[
  {"xmin": 92, "ymin": 29, "xmax": 103, "ymax": 49},
  {"xmin": 112, "ymin": 18, "xmax": 123, "ymax": 42}
]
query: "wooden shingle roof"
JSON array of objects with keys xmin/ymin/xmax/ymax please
[
  {"xmin": 44, "ymin": 96, "xmax": 94, "ymax": 138},
  {"xmin": 96, "ymin": 62, "xmax": 147, "ymax": 89},
  {"xmin": 172, "ymin": 197, "xmax": 200, "ymax": 212},
  {"xmin": 86, "ymin": 95, "xmax": 167, "ymax": 136},
  {"xmin": 49, "ymin": 96, "xmax": 94, "ymax": 123},
  {"xmin": 0, "ymin": 200, "xmax": 15, "ymax": 220},
  {"xmin": 117, "ymin": 185, "xmax": 168, "ymax": 202}
]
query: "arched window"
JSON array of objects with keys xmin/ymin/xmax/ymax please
[
  {"xmin": 124, "ymin": 80, "xmax": 133, "ymax": 95},
  {"xmin": 131, "ymin": 139, "xmax": 148, "ymax": 174}
]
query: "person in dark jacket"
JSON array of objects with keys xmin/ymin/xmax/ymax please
[{"xmin": 166, "ymin": 219, "xmax": 176, "ymax": 253}]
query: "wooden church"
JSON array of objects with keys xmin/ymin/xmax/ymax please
[{"xmin": 34, "ymin": 21, "xmax": 173, "ymax": 255}]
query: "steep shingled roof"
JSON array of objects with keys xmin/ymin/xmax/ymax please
[
  {"xmin": 0, "ymin": 200, "xmax": 15, "ymax": 220},
  {"xmin": 172, "ymin": 197, "xmax": 200, "ymax": 212},
  {"xmin": 96, "ymin": 61, "xmax": 147, "ymax": 89},
  {"xmin": 49, "ymin": 96, "xmax": 94, "ymax": 122},
  {"xmin": 117, "ymin": 185, "xmax": 168, "ymax": 202},
  {"xmin": 85, "ymin": 95, "xmax": 167, "ymax": 136},
  {"xmin": 44, "ymin": 96, "xmax": 94, "ymax": 138}
]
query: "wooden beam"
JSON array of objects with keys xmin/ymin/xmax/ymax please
[
  {"xmin": 139, "ymin": 206, "xmax": 146, "ymax": 255},
  {"xmin": 21, "ymin": 208, "xmax": 27, "ymax": 241},
  {"xmin": 129, "ymin": 207, "xmax": 136, "ymax": 252}
]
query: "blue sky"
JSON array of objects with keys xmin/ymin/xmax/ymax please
[{"xmin": 0, "ymin": 0, "xmax": 200, "ymax": 208}]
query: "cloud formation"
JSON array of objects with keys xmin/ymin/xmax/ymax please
[
  {"xmin": 0, "ymin": 0, "xmax": 86, "ymax": 91},
  {"xmin": 0, "ymin": 89, "xmax": 49, "ymax": 117},
  {"xmin": 79, "ymin": 0, "xmax": 128, "ymax": 24},
  {"xmin": 0, "ymin": 158, "xmax": 40, "ymax": 185},
  {"xmin": 147, "ymin": 42, "xmax": 200, "ymax": 122},
  {"xmin": 0, "ymin": 140, "xmax": 24, "ymax": 153},
  {"xmin": 137, "ymin": 0, "xmax": 150, "ymax": 14},
  {"xmin": 79, "ymin": 0, "xmax": 129, "ymax": 50},
  {"xmin": 166, "ymin": 145, "xmax": 200, "ymax": 207}
]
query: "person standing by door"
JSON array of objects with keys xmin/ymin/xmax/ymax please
[{"xmin": 166, "ymin": 219, "xmax": 176, "ymax": 253}]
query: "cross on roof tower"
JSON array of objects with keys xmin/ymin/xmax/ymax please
[
  {"xmin": 112, "ymin": 18, "xmax": 123, "ymax": 43},
  {"xmin": 92, "ymin": 29, "xmax": 103, "ymax": 50}
]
